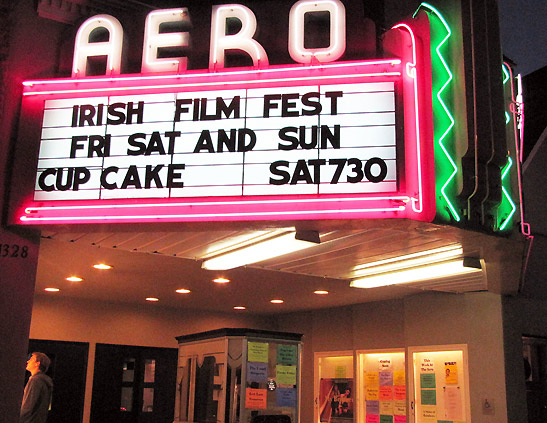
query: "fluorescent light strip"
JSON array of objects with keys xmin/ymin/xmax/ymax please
[
  {"xmin": 22, "ymin": 59, "xmax": 402, "ymax": 87},
  {"xmin": 353, "ymin": 248, "xmax": 463, "ymax": 277},
  {"xmin": 202, "ymin": 229, "xmax": 288, "ymax": 259},
  {"xmin": 350, "ymin": 259, "xmax": 482, "ymax": 288},
  {"xmin": 202, "ymin": 231, "xmax": 317, "ymax": 270},
  {"xmin": 352, "ymin": 245, "xmax": 463, "ymax": 277}
]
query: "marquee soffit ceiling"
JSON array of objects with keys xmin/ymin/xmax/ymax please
[{"xmin": 35, "ymin": 219, "xmax": 524, "ymax": 315}]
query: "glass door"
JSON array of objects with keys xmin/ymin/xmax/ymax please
[
  {"xmin": 523, "ymin": 336, "xmax": 547, "ymax": 423},
  {"xmin": 356, "ymin": 349, "xmax": 406, "ymax": 423},
  {"xmin": 315, "ymin": 351, "xmax": 354, "ymax": 423},
  {"xmin": 408, "ymin": 345, "xmax": 470, "ymax": 423},
  {"xmin": 91, "ymin": 344, "xmax": 177, "ymax": 423}
]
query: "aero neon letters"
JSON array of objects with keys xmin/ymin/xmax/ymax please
[{"xmin": 72, "ymin": 0, "xmax": 346, "ymax": 77}]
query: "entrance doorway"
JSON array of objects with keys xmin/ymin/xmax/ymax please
[
  {"xmin": 523, "ymin": 336, "xmax": 547, "ymax": 423},
  {"xmin": 314, "ymin": 351, "xmax": 354, "ymax": 423},
  {"xmin": 90, "ymin": 343, "xmax": 177, "ymax": 423},
  {"xmin": 27, "ymin": 339, "xmax": 89, "ymax": 423}
]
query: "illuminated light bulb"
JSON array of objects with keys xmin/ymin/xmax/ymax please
[
  {"xmin": 234, "ymin": 306, "xmax": 246, "ymax": 310},
  {"xmin": 175, "ymin": 288, "xmax": 191, "ymax": 294},
  {"xmin": 146, "ymin": 297, "xmax": 159, "ymax": 302},
  {"xmin": 270, "ymin": 299, "xmax": 284, "ymax": 304},
  {"xmin": 93, "ymin": 263, "xmax": 112, "ymax": 270},
  {"xmin": 44, "ymin": 287, "xmax": 60, "ymax": 292},
  {"xmin": 314, "ymin": 290, "xmax": 329, "ymax": 295},
  {"xmin": 213, "ymin": 277, "xmax": 230, "ymax": 284},
  {"xmin": 66, "ymin": 276, "xmax": 83, "ymax": 282}
]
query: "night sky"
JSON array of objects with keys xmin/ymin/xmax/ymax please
[{"xmin": 498, "ymin": 0, "xmax": 547, "ymax": 75}]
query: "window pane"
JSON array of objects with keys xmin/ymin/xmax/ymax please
[
  {"xmin": 123, "ymin": 358, "xmax": 136, "ymax": 382},
  {"xmin": 143, "ymin": 388, "xmax": 154, "ymax": 412},
  {"xmin": 121, "ymin": 387, "xmax": 133, "ymax": 412},
  {"xmin": 144, "ymin": 359, "xmax": 156, "ymax": 383},
  {"xmin": 194, "ymin": 356, "xmax": 217, "ymax": 422}
]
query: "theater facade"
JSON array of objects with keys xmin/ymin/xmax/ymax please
[{"xmin": 1, "ymin": 1, "xmax": 544, "ymax": 422}]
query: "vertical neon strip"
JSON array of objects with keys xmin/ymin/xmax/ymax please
[
  {"xmin": 391, "ymin": 23, "xmax": 424, "ymax": 213},
  {"xmin": 498, "ymin": 63, "xmax": 517, "ymax": 231},
  {"xmin": 415, "ymin": 3, "xmax": 460, "ymax": 222}
]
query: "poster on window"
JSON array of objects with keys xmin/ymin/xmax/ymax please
[{"xmin": 319, "ymin": 378, "xmax": 354, "ymax": 421}]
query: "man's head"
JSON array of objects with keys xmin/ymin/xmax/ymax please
[{"xmin": 27, "ymin": 352, "xmax": 51, "ymax": 374}]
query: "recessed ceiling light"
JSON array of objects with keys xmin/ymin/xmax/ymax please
[
  {"xmin": 44, "ymin": 287, "xmax": 60, "ymax": 292},
  {"xmin": 314, "ymin": 290, "xmax": 329, "ymax": 295},
  {"xmin": 213, "ymin": 277, "xmax": 230, "ymax": 284},
  {"xmin": 175, "ymin": 288, "xmax": 191, "ymax": 294},
  {"xmin": 270, "ymin": 299, "xmax": 284, "ymax": 304},
  {"xmin": 93, "ymin": 263, "xmax": 112, "ymax": 270},
  {"xmin": 146, "ymin": 297, "xmax": 159, "ymax": 302},
  {"xmin": 66, "ymin": 276, "xmax": 83, "ymax": 282},
  {"xmin": 234, "ymin": 306, "xmax": 246, "ymax": 310}
]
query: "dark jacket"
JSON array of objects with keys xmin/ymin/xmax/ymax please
[{"xmin": 20, "ymin": 372, "xmax": 53, "ymax": 423}]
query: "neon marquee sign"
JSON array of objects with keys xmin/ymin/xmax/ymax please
[{"xmin": 18, "ymin": 0, "xmax": 435, "ymax": 225}]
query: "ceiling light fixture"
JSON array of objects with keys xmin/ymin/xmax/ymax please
[
  {"xmin": 146, "ymin": 297, "xmax": 159, "ymax": 302},
  {"xmin": 201, "ymin": 230, "xmax": 321, "ymax": 270},
  {"xmin": 175, "ymin": 288, "xmax": 191, "ymax": 294},
  {"xmin": 270, "ymin": 299, "xmax": 284, "ymax": 304},
  {"xmin": 234, "ymin": 306, "xmax": 246, "ymax": 310},
  {"xmin": 66, "ymin": 276, "xmax": 83, "ymax": 282},
  {"xmin": 314, "ymin": 290, "xmax": 329, "ymax": 295},
  {"xmin": 351, "ymin": 244, "xmax": 464, "ymax": 278},
  {"xmin": 213, "ymin": 277, "xmax": 230, "ymax": 284},
  {"xmin": 350, "ymin": 258, "xmax": 482, "ymax": 289},
  {"xmin": 44, "ymin": 287, "xmax": 60, "ymax": 292},
  {"xmin": 93, "ymin": 263, "xmax": 112, "ymax": 270}
]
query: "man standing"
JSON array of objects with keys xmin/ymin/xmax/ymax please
[{"xmin": 20, "ymin": 352, "xmax": 53, "ymax": 423}]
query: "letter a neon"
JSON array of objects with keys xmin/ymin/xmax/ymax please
[{"xmin": 72, "ymin": 15, "xmax": 123, "ymax": 77}]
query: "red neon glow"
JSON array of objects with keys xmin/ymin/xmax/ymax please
[
  {"xmin": 392, "ymin": 23, "xmax": 424, "ymax": 213},
  {"xmin": 22, "ymin": 72, "xmax": 402, "ymax": 97},
  {"xmin": 19, "ymin": 53, "xmax": 434, "ymax": 225},
  {"xmin": 23, "ymin": 59, "xmax": 401, "ymax": 87}
]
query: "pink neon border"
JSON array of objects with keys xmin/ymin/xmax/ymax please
[{"xmin": 18, "ymin": 54, "xmax": 433, "ymax": 225}]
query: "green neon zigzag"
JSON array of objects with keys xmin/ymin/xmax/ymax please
[
  {"xmin": 415, "ymin": 3, "xmax": 460, "ymax": 222},
  {"xmin": 499, "ymin": 63, "xmax": 517, "ymax": 231},
  {"xmin": 502, "ymin": 65, "xmax": 511, "ymax": 124},
  {"xmin": 500, "ymin": 158, "xmax": 516, "ymax": 230}
]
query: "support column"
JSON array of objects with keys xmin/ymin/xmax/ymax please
[{"xmin": 0, "ymin": 227, "xmax": 40, "ymax": 422}]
